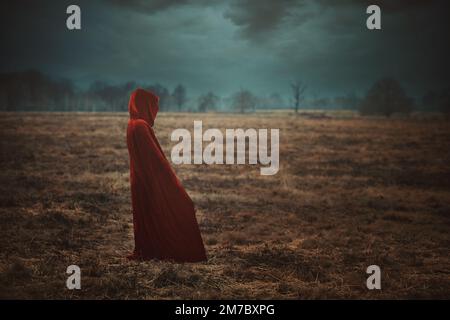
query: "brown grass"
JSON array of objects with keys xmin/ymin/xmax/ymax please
[{"xmin": 0, "ymin": 111, "xmax": 449, "ymax": 299}]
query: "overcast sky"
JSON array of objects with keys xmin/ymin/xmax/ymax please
[{"xmin": 1, "ymin": 0, "xmax": 449, "ymax": 98}]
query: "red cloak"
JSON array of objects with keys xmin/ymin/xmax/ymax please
[{"xmin": 126, "ymin": 88, "xmax": 207, "ymax": 262}]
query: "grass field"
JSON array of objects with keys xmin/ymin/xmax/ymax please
[{"xmin": 0, "ymin": 111, "xmax": 449, "ymax": 299}]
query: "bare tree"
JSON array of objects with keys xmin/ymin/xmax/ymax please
[
  {"xmin": 198, "ymin": 91, "xmax": 219, "ymax": 112},
  {"xmin": 232, "ymin": 89, "xmax": 256, "ymax": 113},
  {"xmin": 359, "ymin": 77, "xmax": 413, "ymax": 117},
  {"xmin": 147, "ymin": 83, "xmax": 170, "ymax": 111},
  {"xmin": 172, "ymin": 84, "xmax": 187, "ymax": 111},
  {"xmin": 291, "ymin": 80, "xmax": 307, "ymax": 113}
]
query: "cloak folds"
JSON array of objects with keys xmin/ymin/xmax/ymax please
[{"xmin": 126, "ymin": 88, "xmax": 207, "ymax": 262}]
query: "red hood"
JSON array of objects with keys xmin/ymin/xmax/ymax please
[{"xmin": 128, "ymin": 88, "xmax": 159, "ymax": 126}]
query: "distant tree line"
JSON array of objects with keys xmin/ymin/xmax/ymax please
[
  {"xmin": 0, "ymin": 70, "xmax": 190, "ymax": 112},
  {"xmin": 0, "ymin": 70, "xmax": 75, "ymax": 111},
  {"xmin": 0, "ymin": 70, "xmax": 448, "ymax": 115},
  {"xmin": 292, "ymin": 77, "xmax": 449, "ymax": 117}
]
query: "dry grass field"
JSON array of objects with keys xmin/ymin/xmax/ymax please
[{"xmin": 0, "ymin": 111, "xmax": 449, "ymax": 299}]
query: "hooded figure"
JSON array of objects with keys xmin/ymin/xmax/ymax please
[{"xmin": 126, "ymin": 88, "xmax": 207, "ymax": 262}]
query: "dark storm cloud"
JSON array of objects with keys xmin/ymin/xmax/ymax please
[
  {"xmin": 106, "ymin": 0, "xmax": 442, "ymax": 40},
  {"xmin": 107, "ymin": 0, "xmax": 191, "ymax": 13},
  {"xmin": 223, "ymin": 0, "xmax": 302, "ymax": 39},
  {"xmin": 216, "ymin": 0, "xmax": 450, "ymax": 96},
  {"xmin": 106, "ymin": 0, "xmax": 219, "ymax": 14},
  {"xmin": 318, "ymin": 0, "xmax": 438, "ymax": 13},
  {"xmin": 222, "ymin": 0, "xmax": 448, "ymax": 40},
  {"xmin": 1, "ymin": 0, "xmax": 449, "ymax": 100}
]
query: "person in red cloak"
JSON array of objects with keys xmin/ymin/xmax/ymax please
[{"xmin": 126, "ymin": 88, "xmax": 207, "ymax": 262}]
